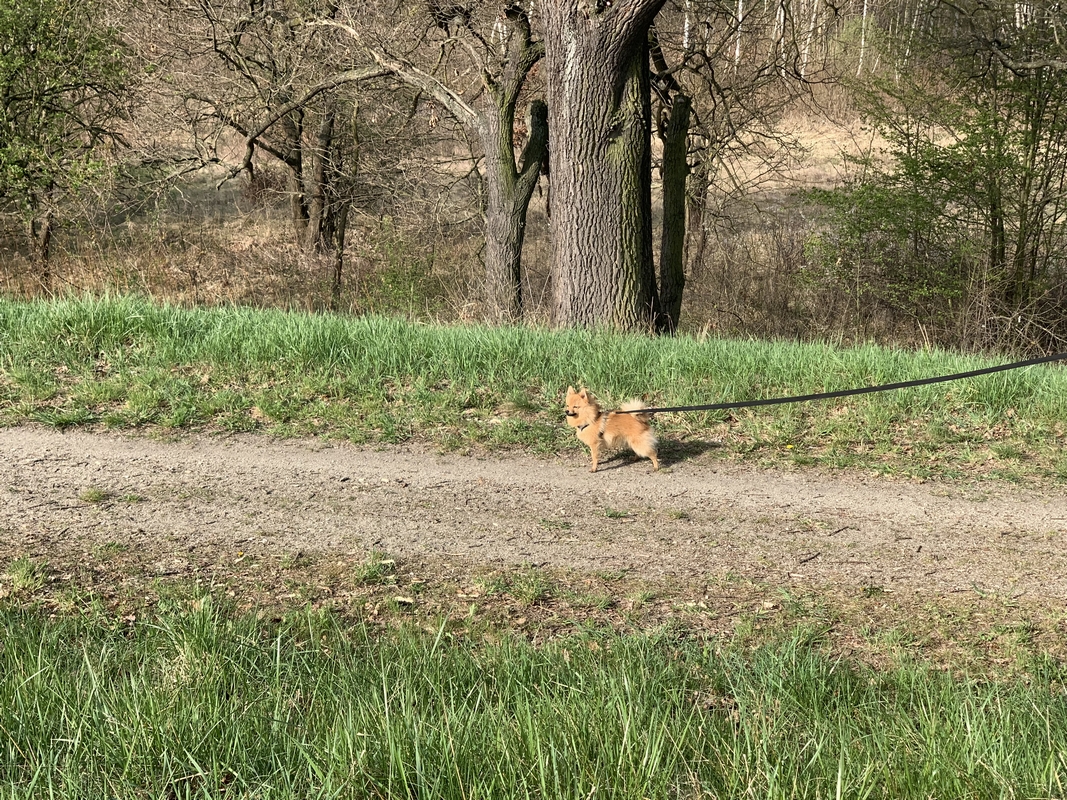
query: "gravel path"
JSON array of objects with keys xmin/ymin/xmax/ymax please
[{"xmin": 3, "ymin": 426, "xmax": 1066, "ymax": 602}]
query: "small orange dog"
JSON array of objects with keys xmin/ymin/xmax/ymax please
[{"xmin": 564, "ymin": 386, "xmax": 659, "ymax": 473}]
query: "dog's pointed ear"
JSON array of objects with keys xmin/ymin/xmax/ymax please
[{"xmin": 579, "ymin": 388, "xmax": 589, "ymax": 399}]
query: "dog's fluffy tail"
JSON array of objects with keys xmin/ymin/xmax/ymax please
[{"xmin": 620, "ymin": 399, "xmax": 652, "ymax": 422}]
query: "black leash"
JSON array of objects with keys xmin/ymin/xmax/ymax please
[{"xmin": 616, "ymin": 351, "xmax": 1067, "ymax": 415}]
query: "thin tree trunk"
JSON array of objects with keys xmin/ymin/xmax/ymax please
[
  {"xmin": 800, "ymin": 0, "xmax": 820, "ymax": 77},
  {"xmin": 26, "ymin": 182, "xmax": 55, "ymax": 290},
  {"xmin": 305, "ymin": 109, "xmax": 336, "ymax": 254},
  {"xmin": 280, "ymin": 112, "xmax": 309, "ymax": 242},
  {"xmin": 734, "ymin": 0, "xmax": 745, "ymax": 69},
  {"xmin": 857, "ymin": 0, "xmax": 869, "ymax": 75},
  {"xmin": 658, "ymin": 94, "xmax": 691, "ymax": 333},
  {"xmin": 330, "ymin": 203, "xmax": 349, "ymax": 310},
  {"xmin": 483, "ymin": 100, "xmax": 548, "ymax": 322},
  {"xmin": 28, "ymin": 212, "xmax": 54, "ymax": 290},
  {"xmin": 685, "ymin": 156, "xmax": 712, "ymax": 280}
]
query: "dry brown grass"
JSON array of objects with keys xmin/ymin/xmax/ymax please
[
  {"xmin": 4, "ymin": 111, "xmax": 1065, "ymax": 352},
  {"xmin": 0, "ymin": 172, "xmax": 486, "ymax": 319}
]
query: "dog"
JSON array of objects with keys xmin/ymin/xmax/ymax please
[{"xmin": 564, "ymin": 386, "xmax": 659, "ymax": 473}]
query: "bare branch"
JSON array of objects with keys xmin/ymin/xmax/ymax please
[
  {"xmin": 307, "ymin": 19, "xmax": 480, "ymax": 123},
  {"xmin": 991, "ymin": 44, "xmax": 1067, "ymax": 74},
  {"xmin": 216, "ymin": 65, "xmax": 391, "ymax": 188}
]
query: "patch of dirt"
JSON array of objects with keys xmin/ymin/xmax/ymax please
[{"xmin": 2, "ymin": 425, "xmax": 1066, "ymax": 661}]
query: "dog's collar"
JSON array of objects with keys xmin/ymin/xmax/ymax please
[{"xmin": 575, "ymin": 416, "xmax": 608, "ymax": 435}]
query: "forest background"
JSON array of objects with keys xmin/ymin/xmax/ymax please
[{"xmin": 2, "ymin": 0, "xmax": 1067, "ymax": 351}]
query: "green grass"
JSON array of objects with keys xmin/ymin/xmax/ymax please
[
  {"xmin": 77, "ymin": 487, "xmax": 111, "ymax": 503},
  {"xmin": 1, "ymin": 598, "xmax": 1066, "ymax": 798},
  {"xmin": 1, "ymin": 294, "xmax": 1066, "ymax": 478},
  {"xmin": 4, "ymin": 556, "xmax": 48, "ymax": 595}
]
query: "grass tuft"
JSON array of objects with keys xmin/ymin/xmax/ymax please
[
  {"xmin": 78, "ymin": 487, "xmax": 111, "ymax": 504},
  {"xmin": 4, "ymin": 556, "xmax": 48, "ymax": 595}
]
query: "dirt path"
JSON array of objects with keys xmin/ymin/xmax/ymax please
[{"xmin": 3, "ymin": 426, "xmax": 1066, "ymax": 603}]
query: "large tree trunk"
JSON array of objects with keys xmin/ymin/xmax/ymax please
[
  {"xmin": 328, "ymin": 109, "xmax": 358, "ymax": 309},
  {"xmin": 542, "ymin": 0, "xmax": 668, "ymax": 329}
]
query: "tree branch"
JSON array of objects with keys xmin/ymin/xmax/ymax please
[
  {"xmin": 307, "ymin": 19, "xmax": 479, "ymax": 124},
  {"xmin": 215, "ymin": 65, "xmax": 391, "ymax": 188},
  {"xmin": 991, "ymin": 44, "xmax": 1067, "ymax": 74}
]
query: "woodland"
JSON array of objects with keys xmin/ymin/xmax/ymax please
[{"xmin": 2, "ymin": 0, "xmax": 1067, "ymax": 350}]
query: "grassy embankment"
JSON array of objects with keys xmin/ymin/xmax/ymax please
[{"xmin": 2, "ymin": 294, "xmax": 1066, "ymax": 480}]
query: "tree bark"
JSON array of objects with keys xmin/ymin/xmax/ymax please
[{"xmin": 542, "ymin": 0, "xmax": 668, "ymax": 330}]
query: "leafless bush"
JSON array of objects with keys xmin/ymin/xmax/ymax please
[{"xmin": 678, "ymin": 200, "xmax": 1067, "ymax": 353}]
